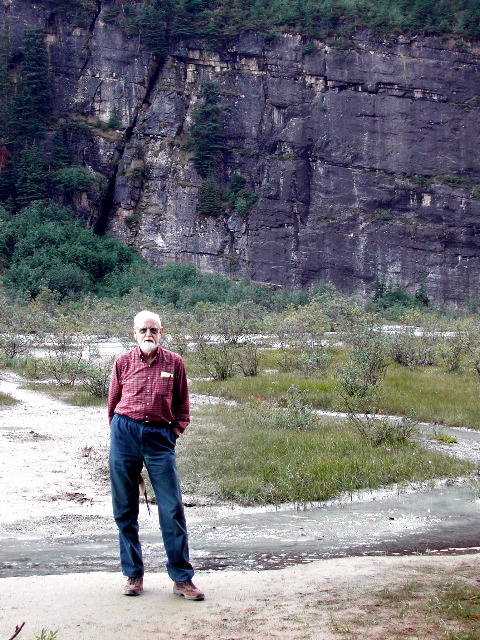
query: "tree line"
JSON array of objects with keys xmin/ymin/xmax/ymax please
[{"xmin": 102, "ymin": 0, "xmax": 480, "ymax": 49}]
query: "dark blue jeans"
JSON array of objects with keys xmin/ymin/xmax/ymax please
[{"xmin": 109, "ymin": 413, "xmax": 194, "ymax": 581}]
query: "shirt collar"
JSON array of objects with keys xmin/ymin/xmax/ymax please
[{"xmin": 135, "ymin": 345, "xmax": 161, "ymax": 364}]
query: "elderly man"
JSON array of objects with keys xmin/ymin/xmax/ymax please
[{"xmin": 108, "ymin": 309, "xmax": 204, "ymax": 600}]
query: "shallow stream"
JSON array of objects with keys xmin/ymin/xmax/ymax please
[{"xmin": 1, "ymin": 482, "xmax": 479, "ymax": 577}]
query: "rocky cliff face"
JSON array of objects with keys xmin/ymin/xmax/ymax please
[{"xmin": 2, "ymin": 1, "xmax": 480, "ymax": 303}]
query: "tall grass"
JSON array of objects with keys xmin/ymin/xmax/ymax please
[
  {"xmin": 0, "ymin": 390, "xmax": 17, "ymax": 406},
  {"xmin": 178, "ymin": 403, "xmax": 474, "ymax": 506},
  {"xmin": 190, "ymin": 350, "xmax": 480, "ymax": 429},
  {"xmin": 191, "ymin": 370, "xmax": 337, "ymax": 408},
  {"xmin": 381, "ymin": 366, "xmax": 480, "ymax": 428},
  {"xmin": 24, "ymin": 382, "xmax": 106, "ymax": 407}
]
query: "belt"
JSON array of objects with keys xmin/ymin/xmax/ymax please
[{"xmin": 142, "ymin": 419, "xmax": 171, "ymax": 428}]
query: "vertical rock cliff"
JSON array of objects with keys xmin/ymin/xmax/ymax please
[{"xmin": 2, "ymin": 1, "xmax": 479, "ymax": 302}]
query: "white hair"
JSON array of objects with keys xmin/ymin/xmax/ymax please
[{"xmin": 133, "ymin": 310, "xmax": 162, "ymax": 329}]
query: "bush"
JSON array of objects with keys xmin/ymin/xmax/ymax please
[
  {"xmin": 51, "ymin": 166, "xmax": 106, "ymax": 196},
  {"xmin": 264, "ymin": 300, "xmax": 330, "ymax": 374},
  {"xmin": 390, "ymin": 323, "xmax": 438, "ymax": 367},
  {"xmin": 309, "ymin": 282, "xmax": 361, "ymax": 331},
  {"xmin": 0, "ymin": 293, "xmax": 37, "ymax": 358},
  {"xmin": 81, "ymin": 360, "xmax": 112, "ymax": 397},
  {"xmin": 42, "ymin": 354, "xmax": 88, "ymax": 387},
  {"xmin": 340, "ymin": 314, "xmax": 391, "ymax": 387},
  {"xmin": 236, "ymin": 340, "xmax": 259, "ymax": 377},
  {"xmin": 195, "ymin": 340, "xmax": 237, "ymax": 380},
  {"xmin": 225, "ymin": 173, "xmax": 257, "ymax": 216},
  {"xmin": 275, "ymin": 385, "xmax": 318, "ymax": 431},
  {"xmin": 347, "ymin": 411, "xmax": 418, "ymax": 447},
  {"xmin": 0, "ymin": 201, "xmax": 139, "ymax": 299}
]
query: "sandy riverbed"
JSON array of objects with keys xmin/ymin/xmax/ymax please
[{"xmin": 0, "ymin": 370, "xmax": 479, "ymax": 640}]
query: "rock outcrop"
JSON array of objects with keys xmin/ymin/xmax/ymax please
[{"xmin": 2, "ymin": 1, "xmax": 480, "ymax": 302}]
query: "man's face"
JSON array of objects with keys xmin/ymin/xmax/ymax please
[{"xmin": 134, "ymin": 317, "xmax": 164, "ymax": 355}]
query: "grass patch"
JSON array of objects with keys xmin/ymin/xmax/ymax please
[
  {"xmin": 178, "ymin": 403, "xmax": 473, "ymax": 506},
  {"xmin": 0, "ymin": 390, "xmax": 18, "ymax": 406},
  {"xmin": 190, "ymin": 370, "xmax": 337, "ymax": 408},
  {"xmin": 431, "ymin": 434, "xmax": 458, "ymax": 445},
  {"xmin": 190, "ymin": 352, "xmax": 480, "ymax": 430},
  {"xmin": 379, "ymin": 365, "xmax": 480, "ymax": 429},
  {"xmin": 67, "ymin": 392, "xmax": 107, "ymax": 407},
  {"xmin": 24, "ymin": 382, "xmax": 107, "ymax": 407},
  {"xmin": 364, "ymin": 573, "xmax": 480, "ymax": 640}
]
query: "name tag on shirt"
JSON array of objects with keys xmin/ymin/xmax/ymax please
[{"xmin": 161, "ymin": 371, "xmax": 173, "ymax": 378}]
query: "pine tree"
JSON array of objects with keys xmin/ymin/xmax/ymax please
[
  {"xmin": 9, "ymin": 28, "xmax": 51, "ymax": 145},
  {"xmin": 0, "ymin": 27, "xmax": 11, "ymax": 142},
  {"xmin": 197, "ymin": 175, "xmax": 222, "ymax": 216},
  {"xmin": 15, "ymin": 142, "xmax": 48, "ymax": 209},
  {"xmin": 190, "ymin": 82, "xmax": 223, "ymax": 178},
  {"xmin": 142, "ymin": 4, "xmax": 169, "ymax": 59},
  {"xmin": 50, "ymin": 127, "xmax": 71, "ymax": 170}
]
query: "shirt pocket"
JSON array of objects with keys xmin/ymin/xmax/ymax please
[{"xmin": 158, "ymin": 371, "xmax": 174, "ymax": 393}]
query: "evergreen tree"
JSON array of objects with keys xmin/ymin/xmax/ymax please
[
  {"xmin": 50, "ymin": 127, "xmax": 71, "ymax": 170},
  {"xmin": 190, "ymin": 82, "xmax": 224, "ymax": 178},
  {"xmin": 460, "ymin": 4, "xmax": 480, "ymax": 39},
  {"xmin": 197, "ymin": 175, "xmax": 222, "ymax": 216},
  {"xmin": 9, "ymin": 28, "xmax": 51, "ymax": 145},
  {"xmin": 15, "ymin": 142, "xmax": 48, "ymax": 209},
  {"xmin": 142, "ymin": 1, "xmax": 170, "ymax": 60},
  {"xmin": 170, "ymin": 0, "xmax": 197, "ymax": 40},
  {"xmin": 0, "ymin": 27, "xmax": 11, "ymax": 142}
]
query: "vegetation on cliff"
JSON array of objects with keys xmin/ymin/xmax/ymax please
[
  {"xmin": 38, "ymin": 0, "xmax": 480, "ymax": 42},
  {"xmin": 100, "ymin": 0, "xmax": 480, "ymax": 48},
  {"xmin": 0, "ymin": 4, "xmax": 477, "ymax": 304}
]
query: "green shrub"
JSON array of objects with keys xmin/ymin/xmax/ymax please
[
  {"xmin": 236, "ymin": 341, "xmax": 259, "ymax": 376},
  {"xmin": 390, "ymin": 324, "xmax": 438, "ymax": 367},
  {"xmin": 42, "ymin": 355, "xmax": 88, "ymax": 387},
  {"xmin": 0, "ymin": 201, "xmax": 139, "ymax": 299},
  {"xmin": 275, "ymin": 385, "xmax": 318, "ymax": 431},
  {"xmin": 195, "ymin": 340, "xmax": 237, "ymax": 380},
  {"xmin": 35, "ymin": 630, "xmax": 58, "ymax": 640},
  {"xmin": 51, "ymin": 166, "xmax": 106, "ymax": 196},
  {"xmin": 81, "ymin": 361, "xmax": 111, "ymax": 397},
  {"xmin": 225, "ymin": 173, "xmax": 257, "ymax": 216}
]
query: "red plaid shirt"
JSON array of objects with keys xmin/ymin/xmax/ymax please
[{"xmin": 108, "ymin": 346, "xmax": 190, "ymax": 437}]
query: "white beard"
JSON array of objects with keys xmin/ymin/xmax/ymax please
[{"xmin": 140, "ymin": 341, "xmax": 157, "ymax": 355}]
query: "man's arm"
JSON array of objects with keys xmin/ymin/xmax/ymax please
[
  {"xmin": 108, "ymin": 359, "xmax": 122, "ymax": 424},
  {"xmin": 172, "ymin": 358, "xmax": 190, "ymax": 438}
]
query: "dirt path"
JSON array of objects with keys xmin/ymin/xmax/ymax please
[
  {"xmin": 0, "ymin": 371, "xmax": 479, "ymax": 640},
  {"xmin": 0, "ymin": 371, "xmax": 112, "ymax": 534},
  {"xmin": 1, "ymin": 555, "xmax": 479, "ymax": 640}
]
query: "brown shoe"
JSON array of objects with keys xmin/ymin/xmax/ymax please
[
  {"xmin": 173, "ymin": 579, "xmax": 204, "ymax": 601},
  {"xmin": 123, "ymin": 576, "xmax": 143, "ymax": 596}
]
